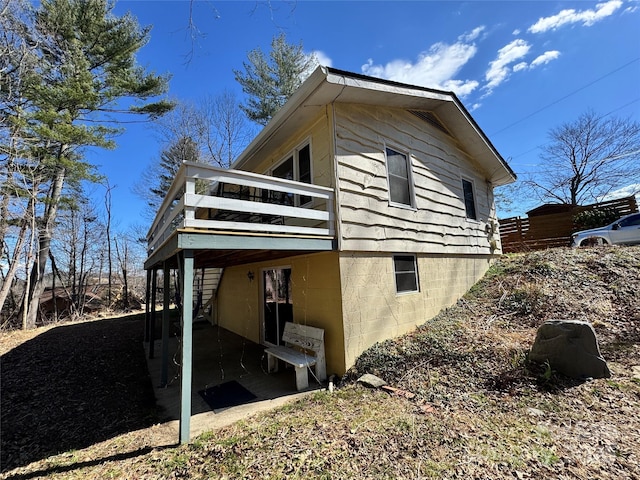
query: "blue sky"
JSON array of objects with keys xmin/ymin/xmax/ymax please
[{"xmin": 95, "ymin": 0, "xmax": 640, "ymax": 230}]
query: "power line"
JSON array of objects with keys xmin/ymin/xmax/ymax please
[
  {"xmin": 490, "ymin": 57, "xmax": 640, "ymax": 137},
  {"xmin": 507, "ymin": 97, "xmax": 640, "ymax": 164}
]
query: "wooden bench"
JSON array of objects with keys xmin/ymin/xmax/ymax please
[{"xmin": 265, "ymin": 322, "xmax": 327, "ymax": 391}]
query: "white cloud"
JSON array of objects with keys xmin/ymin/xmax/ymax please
[
  {"xmin": 441, "ymin": 79, "xmax": 480, "ymax": 96},
  {"xmin": 484, "ymin": 39, "xmax": 531, "ymax": 92},
  {"xmin": 302, "ymin": 50, "xmax": 333, "ymax": 80},
  {"xmin": 512, "ymin": 28, "xmax": 521, "ymax": 36},
  {"xmin": 361, "ymin": 29, "xmax": 483, "ymax": 97},
  {"xmin": 530, "ymin": 50, "xmax": 561, "ymax": 67},
  {"xmin": 512, "ymin": 62, "xmax": 528, "ymax": 72},
  {"xmin": 459, "ymin": 26, "xmax": 485, "ymax": 42},
  {"xmin": 528, "ymin": 0, "xmax": 623, "ymax": 33},
  {"xmin": 311, "ymin": 50, "xmax": 333, "ymax": 68},
  {"xmin": 600, "ymin": 183, "xmax": 640, "ymax": 202}
]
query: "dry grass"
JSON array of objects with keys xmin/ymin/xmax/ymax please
[{"xmin": 2, "ymin": 247, "xmax": 639, "ymax": 479}]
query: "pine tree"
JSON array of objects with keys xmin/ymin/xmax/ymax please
[
  {"xmin": 150, "ymin": 136, "xmax": 200, "ymax": 208},
  {"xmin": 234, "ymin": 33, "xmax": 317, "ymax": 126},
  {"xmin": 0, "ymin": 0, "xmax": 172, "ymax": 327}
]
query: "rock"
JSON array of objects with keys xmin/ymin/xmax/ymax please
[
  {"xmin": 529, "ymin": 320, "xmax": 610, "ymax": 379},
  {"xmin": 632, "ymin": 366, "xmax": 640, "ymax": 380},
  {"xmin": 357, "ymin": 373, "xmax": 387, "ymax": 388},
  {"xmin": 526, "ymin": 407, "xmax": 544, "ymax": 417}
]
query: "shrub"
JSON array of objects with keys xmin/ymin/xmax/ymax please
[{"xmin": 573, "ymin": 207, "xmax": 620, "ymax": 231}]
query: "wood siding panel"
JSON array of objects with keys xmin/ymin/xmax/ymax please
[
  {"xmin": 334, "ymin": 104, "xmax": 499, "ymax": 254},
  {"xmin": 248, "ymin": 109, "xmax": 333, "ymax": 190}
]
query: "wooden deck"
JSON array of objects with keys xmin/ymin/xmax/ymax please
[{"xmin": 144, "ymin": 162, "xmax": 336, "ymax": 270}]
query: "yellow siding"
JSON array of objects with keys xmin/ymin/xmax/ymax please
[
  {"xmin": 339, "ymin": 252, "xmax": 492, "ymax": 369},
  {"xmin": 334, "ymin": 103, "xmax": 501, "ymax": 255},
  {"xmin": 217, "ymin": 251, "xmax": 345, "ymax": 375},
  {"xmin": 216, "ymin": 266, "xmax": 261, "ymax": 343},
  {"xmin": 248, "ymin": 108, "xmax": 334, "ymax": 189}
]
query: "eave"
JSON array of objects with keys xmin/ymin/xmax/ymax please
[{"xmin": 233, "ymin": 66, "xmax": 516, "ymax": 187}]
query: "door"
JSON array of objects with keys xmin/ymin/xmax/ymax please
[
  {"xmin": 610, "ymin": 213, "xmax": 640, "ymax": 245},
  {"xmin": 262, "ymin": 267, "xmax": 293, "ymax": 346}
]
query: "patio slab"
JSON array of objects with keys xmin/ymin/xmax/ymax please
[{"xmin": 145, "ymin": 320, "xmax": 323, "ymax": 440}]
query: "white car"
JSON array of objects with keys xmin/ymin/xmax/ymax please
[{"xmin": 571, "ymin": 212, "xmax": 640, "ymax": 247}]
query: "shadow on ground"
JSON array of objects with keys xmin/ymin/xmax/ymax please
[{"xmin": 0, "ymin": 314, "xmax": 158, "ymax": 472}]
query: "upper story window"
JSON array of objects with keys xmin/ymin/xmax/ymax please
[
  {"xmin": 270, "ymin": 143, "xmax": 312, "ymax": 206},
  {"xmin": 385, "ymin": 147, "xmax": 415, "ymax": 208},
  {"xmin": 462, "ymin": 178, "xmax": 477, "ymax": 220}
]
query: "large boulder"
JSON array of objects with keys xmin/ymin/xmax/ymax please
[{"xmin": 529, "ymin": 320, "xmax": 610, "ymax": 379}]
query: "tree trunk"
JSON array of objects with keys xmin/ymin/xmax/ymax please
[
  {"xmin": 0, "ymin": 218, "xmax": 28, "ymax": 315},
  {"xmin": 105, "ymin": 184, "xmax": 113, "ymax": 307},
  {"xmin": 22, "ymin": 165, "xmax": 66, "ymax": 329}
]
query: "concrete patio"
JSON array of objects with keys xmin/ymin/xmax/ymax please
[{"xmin": 145, "ymin": 319, "xmax": 324, "ymax": 440}]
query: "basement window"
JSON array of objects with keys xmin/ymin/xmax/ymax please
[{"xmin": 393, "ymin": 255, "xmax": 419, "ymax": 294}]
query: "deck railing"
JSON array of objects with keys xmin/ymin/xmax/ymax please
[{"xmin": 147, "ymin": 161, "xmax": 336, "ymax": 254}]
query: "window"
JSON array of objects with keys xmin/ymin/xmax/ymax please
[
  {"xmin": 393, "ymin": 255, "xmax": 419, "ymax": 293},
  {"xmin": 270, "ymin": 143, "xmax": 312, "ymax": 206},
  {"xmin": 462, "ymin": 178, "xmax": 477, "ymax": 220},
  {"xmin": 619, "ymin": 214, "xmax": 640, "ymax": 228},
  {"xmin": 385, "ymin": 147, "xmax": 414, "ymax": 207}
]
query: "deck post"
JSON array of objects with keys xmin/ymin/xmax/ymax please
[
  {"xmin": 144, "ymin": 269, "xmax": 151, "ymax": 342},
  {"xmin": 161, "ymin": 261, "xmax": 171, "ymax": 387},
  {"xmin": 179, "ymin": 249, "xmax": 194, "ymax": 444},
  {"xmin": 149, "ymin": 268, "xmax": 157, "ymax": 359}
]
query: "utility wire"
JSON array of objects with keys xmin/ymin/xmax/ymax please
[
  {"xmin": 508, "ymin": 97, "xmax": 640, "ymax": 165},
  {"xmin": 490, "ymin": 57, "xmax": 640, "ymax": 137}
]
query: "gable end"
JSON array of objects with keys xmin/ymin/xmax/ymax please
[{"xmin": 407, "ymin": 110, "xmax": 451, "ymax": 136}]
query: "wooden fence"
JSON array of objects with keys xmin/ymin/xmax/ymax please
[{"xmin": 499, "ymin": 196, "xmax": 638, "ymax": 253}]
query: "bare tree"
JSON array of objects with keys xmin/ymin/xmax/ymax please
[
  {"xmin": 104, "ymin": 182, "xmax": 115, "ymax": 307},
  {"xmin": 114, "ymin": 234, "xmax": 130, "ymax": 310},
  {"xmin": 525, "ymin": 111, "xmax": 640, "ymax": 205},
  {"xmin": 50, "ymin": 196, "xmax": 103, "ymax": 320},
  {"xmin": 134, "ymin": 91, "xmax": 254, "ymax": 218},
  {"xmin": 201, "ymin": 90, "xmax": 255, "ymax": 168},
  {"xmin": 154, "ymin": 92, "xmax": 254, "ymax": 168}
]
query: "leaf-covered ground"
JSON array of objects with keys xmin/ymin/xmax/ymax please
[{"xmin": 1, "ymin": 247, "xmax": 639, "ymax": 479}]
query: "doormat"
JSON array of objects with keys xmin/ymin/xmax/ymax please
[{"xmin": 198, "ymin": 380, "xmax": 257, "ymax": 411}]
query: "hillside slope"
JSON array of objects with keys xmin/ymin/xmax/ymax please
[{"xmin": 1, "ymin": 247, "xmax": 639, "ymax": 479}]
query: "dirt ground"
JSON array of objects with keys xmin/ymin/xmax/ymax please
[
  {"xmin": 1, "ymin": 247, "xmax": 639, "ymax": 479},
  {"xmin": 0, "ymin": 313, "xmax": 169, "ymax": 474}
]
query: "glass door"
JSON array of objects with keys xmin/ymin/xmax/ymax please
[{"xmin": 262, "ymin": 267, "xmax": 293, "ymax": 346}]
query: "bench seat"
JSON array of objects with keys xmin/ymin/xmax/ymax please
[{"xmin": 264, "ymin": 322, "xmax": 326, "ymax": 391}]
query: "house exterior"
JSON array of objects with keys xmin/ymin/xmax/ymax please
[{"xmin": 144, "ymin": 66, "xmax": 515, "ymax": 442}]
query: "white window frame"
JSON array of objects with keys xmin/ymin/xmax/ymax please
[
  {"xmin": 393, "ymin": 254, "xmax": 420, "ymax": 294},
  {"xmin": 461, "ymin": 177, "xmax": 478, "ymax": 221},
  {"xmin": 267, "ymin": 139, "xmax": 313, "ymax": 207},
  {"xmin": 384, "ymin": 144, "xmax": 416, "ymax": 210}
]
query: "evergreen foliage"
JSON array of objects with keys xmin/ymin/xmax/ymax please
[
  {"xmin": 234, "ymin": 33, "xmax": 317, "ymax": 126},
  {"xmin": 149, "ymin": 136, "xmax": 199, "ymax": 208},
  {"xmin": 0, "ymin": 0, "xmax": 172, "ymax": 327}
]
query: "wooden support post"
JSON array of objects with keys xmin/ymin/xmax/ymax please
[
  {"xmin": 161, "ymin": 262, "xmax": 171, "ymax": 387},
  {"xmin": 150, "ymin": 268, "xmax": 157, "ymax": 359},
  {"xmin": 144, "ymin": 269, "xmax": 151, "ymax": 342},
  {"xmin": 179, "ymin": 250, "xmax": 194, "ymax": 444}
]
